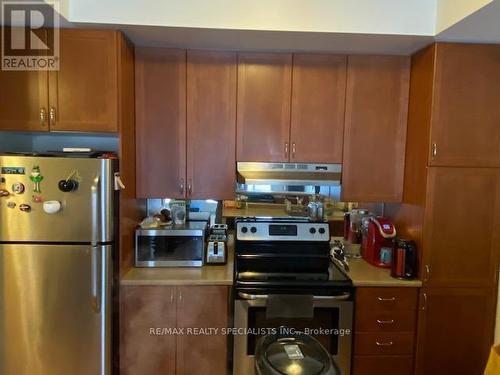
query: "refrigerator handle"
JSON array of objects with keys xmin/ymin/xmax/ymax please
[
  {"xmin": 91, "ymin": 175, "xmax": 100, "ymax": 246},
  {"xmin": 91, "ymin": 175, "xmax": 101, "ymax": 314}
]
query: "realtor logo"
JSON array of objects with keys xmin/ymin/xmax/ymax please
[{"xmin": 1, "ymin": 0, "xmax": 60, "ymax": 70}]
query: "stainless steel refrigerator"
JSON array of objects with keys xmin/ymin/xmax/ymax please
[{"xmin": 0, "ymin": 154, "xmax": 116, "ymax": 375}]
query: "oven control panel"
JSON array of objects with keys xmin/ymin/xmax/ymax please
[{"xmin": 236, "ymin": 221, "xmax": 329, "ymax": 241}]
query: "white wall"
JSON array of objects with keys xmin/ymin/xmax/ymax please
[
  {"xmin": 436, "ymin": 0, "xmax": 493, "ymax": 33},
  {"xmin": 64, "ymin": 0, "xmax": 437, "ymax": 35}
]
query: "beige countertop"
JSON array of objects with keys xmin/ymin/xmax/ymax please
[
  {"xmin": 346, "ymin": 257, "xmax": 422, "ymax": 287},
  {"xmin": 120, "ymin": 238, "xmax": 234, "ymax": 286},
  {"xmin": 120, "ymin": 234, "xmax": 421, "ymax": 288}
]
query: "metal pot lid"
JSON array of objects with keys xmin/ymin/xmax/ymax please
[{"xmin": 258, "ymin": 333, "xmax": 336, "ymax": 375}]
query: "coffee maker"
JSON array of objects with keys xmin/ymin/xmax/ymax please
[{"xmin": 362, "ymin": 217, "xmax": 396, "ymax": 268}]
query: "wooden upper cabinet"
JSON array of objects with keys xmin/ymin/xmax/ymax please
[
  {"xmin": 237, "ymin": 53, "xmax": 292, "ymax": 162},
  {"xmin": 342, "ymin": 56, "xmax": 410, "ymax": 202},
  {"xmin": 0, "ymin": 28, "xmax": 49, "ymax": 131},
  {"xmin": 430, "ymin": 43, "xmax": 500, "ymax": 167},
  {"xmin": 415, "ymin": 288, "xmax": 496, "ymax": 375},
  {"xmin": 135, "ymin": 48, "xmax": 186, "ymax": 198},
  {"xmin": 290, "ymin": 54, "xmax": 346, "ymax": 163},
  {"xmin": 120, "ymin": 286, "xmax": 177, "ymax": 375},
  {"xmin": 176, "ymin": 286, "xmax": 228, "ymax": 375},
  {"xmin": 187, "ymin": 51, "xmax": 237, "ymax": 199},
  {"xmin": 48, "ymin": 29, "xmax": 119, "ymax": 132},
  {"xmin": 423, "ymin": 167, "xmax": 500, "ymax": 288}
]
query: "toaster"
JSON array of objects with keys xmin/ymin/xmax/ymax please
[{"xmin": 205, "ymin": 234, "xmax": 228, "ymax": 265}]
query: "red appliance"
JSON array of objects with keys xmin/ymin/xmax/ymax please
[{"xmin": 362, "ymin": 217, "xmax": 397, "ymax": 268}]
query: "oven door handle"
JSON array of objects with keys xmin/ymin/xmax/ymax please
[{"xmin": 237, "ymin": 292, "xmax": 351, "ymax": 301}]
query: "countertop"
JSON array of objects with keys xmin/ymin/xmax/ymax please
[
  {"xmin": 346, "ymin": 257, "xmax": 422, "ymax": 287},
  {"xmin": 120, "ymin": 237, "xmax": 234, "ymax": 286},
  {"xmin": 120, "ymin": 234, "xmax": 421, "ymax": 288},
  {"xmin": 331, "ymin": 237, "xmax": 422, "ymax": 287}
]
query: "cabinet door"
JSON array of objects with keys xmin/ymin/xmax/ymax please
[
  {"xmin": 430, "ymin": 43, "xmax": 500, "ymax": 167},
  {"xmin": 176, "ymin": 286, "xmax": 228, "ymax": 375},
  {"xmin": 415, "ymin": 288, "xmax": 496, "ymax": 375},
  {"xmin": 423, "ymin": 168, "xmax": 500, "ymax": 288},
  {"xmin": 48, "ymin": 29, "xmax": 118, "ymax": 132},
  {"xmin": 342, "ymin": 56, "xmax": 410, "ymax": 202},
  {"xmin": 187, "ymin": 51, "xmax": 237, "ymax": 199},
  {"xmin": 135, "ymin": 48, "xmax": 186, "ymax": 198},
  {"xmin": 237, "ymin": 53, "xmax": 292, "ymax": 162},
  {"xmin": 0, "ymin": 28, "xmax": 49, "ymax": 131},
  {"xmin": 290, "ymin": 54, "xmax": 346, "ymax": 163},
  {"xmin": 120, "ymin": 286, "xmax": 177, "ymax": 375}
]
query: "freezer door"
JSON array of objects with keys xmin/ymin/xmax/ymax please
[
  {"xmin": 0, "ymin": 156, "xmax": 115, "ymax": 242},
  {"xmin": 0, "ymin": 244, "xmax": 112, "ymax": 375}
]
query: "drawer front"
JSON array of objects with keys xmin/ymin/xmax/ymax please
[
  {"xmin": 355, "ymin": 309, "xmax": 417, "ymax": 332},
  {"xmin": 352, "ymin": 355, "xmax": 414, "ymax": 375},
  {"xmin": 354, "ymin": 332, "xmax": 414, "ymax": 355},
  {"xmin": 356, "ymin": 287, "xmax": 418, "ymax": 311}
]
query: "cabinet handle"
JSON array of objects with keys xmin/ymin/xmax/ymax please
[
  {"xmin": 376, "ymin": 319, "xmax": 395, "ymax": 325},
  {"xmin": 376, "ymin": 341, "xmax": 394, "ymax": 347},
  {"xmin": 179, "ymin": 178, "xmax": 185, "ymax": 195},
  {"xmin": 39, "ymin": 108, "xmax": 47, "ymax": 126},
  {"xmin": 187, "ymin": 179, "xmax": 192, "ymax": 196},
  {"xmin": 292, "ymin": 142, "xmax": 296, "ymax": 159},
  {"xmin": 377, "ymin": 296, "xmax": 396, "ymax": 302},
  {"xmin": 424, "ymin": 264, "xmax": 431, "ymax": 282},
  {"xmin": 421, "ymin": 292, "xmax": 427, "ymax": 311},
  {"xmin": 49, "ymin": 107, "xmax": 56, "ymax": 125},
  {"xmin": 284, "ymin": 142, "xmax": 289, "ymax": 158},
  {"xmin": 431, "ymin": 143, "xmax": 437, "ymax": 158},
  {"xmin": 178, "ymin": 290, "xmax": 182, "ymax": 302},
  {"xmin": 170, "ymin": 290, "xmax": 174, "ymax": 304}
]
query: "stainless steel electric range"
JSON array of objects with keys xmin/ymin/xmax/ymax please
[{"xmin": 232, "ymin": 217, "xmax": 354, "ymax": 375}]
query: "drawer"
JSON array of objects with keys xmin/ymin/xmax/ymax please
[
  {"xmin": 356, "ymin": 287, "xmax": 418, "ymax": 311},
  {"xmin": 355, "ymin": 309, "xmax": 417, "ymax": 332},
  {"xmin": 354, "ymin": 332, "xmax": 414, "ymax": 355},
  {"xmin": 352, "ymin": 355, "xmax": 414, "ymax": 375}
]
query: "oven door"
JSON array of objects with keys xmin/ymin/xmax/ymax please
[{"xmin": 233, "ymin": 292, "xmax": 353, "ymax": 375}]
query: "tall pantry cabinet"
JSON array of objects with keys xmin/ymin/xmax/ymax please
[{"xmin": 386, "ymin": 43, "xmax": 500, "ymax": 375}]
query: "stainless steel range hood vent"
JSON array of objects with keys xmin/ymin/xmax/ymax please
[{"xmin": 237, "ymin": 162, "xmax": 342, "ymax": 186}]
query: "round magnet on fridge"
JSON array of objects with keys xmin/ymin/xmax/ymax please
[{"xmin": 43, "ymin": 200, "xmax": 61, "ymax": 214}]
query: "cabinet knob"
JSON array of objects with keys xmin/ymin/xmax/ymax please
[
  {"xmin": 431, "ymin": 143, "xmax": 437, "ymax": 158},
  {"xmin": 421, "ymin": 292, "xmax": 428, "ymax": 311},
  {"xmin": 377, "ymin": 296, "xmax": 396, "ymax": 302},
  {"xmin": 40, "ymin": 108, "xmax": 47, "ymax": 126},
  {"xmin": 424, "ymin": 264, "xmax": 431, "ymax": 282},
  {"xmin": 376, "ymin": 319, "xmax": 395, "ymax": 325},
  {"xmin": 376, "ymin": 341, "xmax": 394, "ymax": 347},
  {"xmin": 49, "ymin": 107, "xmax": 56, "ymax": 125},
  {"xmin": 179, "ymin": 178, "xmax": 185, "ymax": 195}
]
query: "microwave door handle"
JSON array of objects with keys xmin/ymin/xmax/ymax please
[
  {"xmin": 90, "ymin": 175, "xmax": 101, "ymax": 314},
  {"xmin": 237, "ymin": 292, "xmax": 351, "ymax": 301}
]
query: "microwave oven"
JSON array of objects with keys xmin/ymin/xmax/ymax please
[{"xmin": 135, "ymin": 222, "xmax": 207, "ymax": 267}]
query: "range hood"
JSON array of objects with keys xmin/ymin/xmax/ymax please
[{"xmin": 237, "ymin": 162, "xmax": 342, "ymax": 186}]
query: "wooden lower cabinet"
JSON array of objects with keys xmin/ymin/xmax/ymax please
[
  {"xmin": 353, "ymin": 355, "xmax": 414, "ymax": 375},
  {"xmin": 415, "ymin": 287, "xmax": 496, "ymax": 375},
  {"xmin": 353, "ymin": 287, "xmax": 418, "ymax": 375},
  {"xmin": 120, "ymin": 285, "xmax": 229, "ymax": 375}
]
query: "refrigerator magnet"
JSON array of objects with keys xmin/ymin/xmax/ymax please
[{"xmin": 30, "ymin": 166, "xmax": 44, "ymax": 193}]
